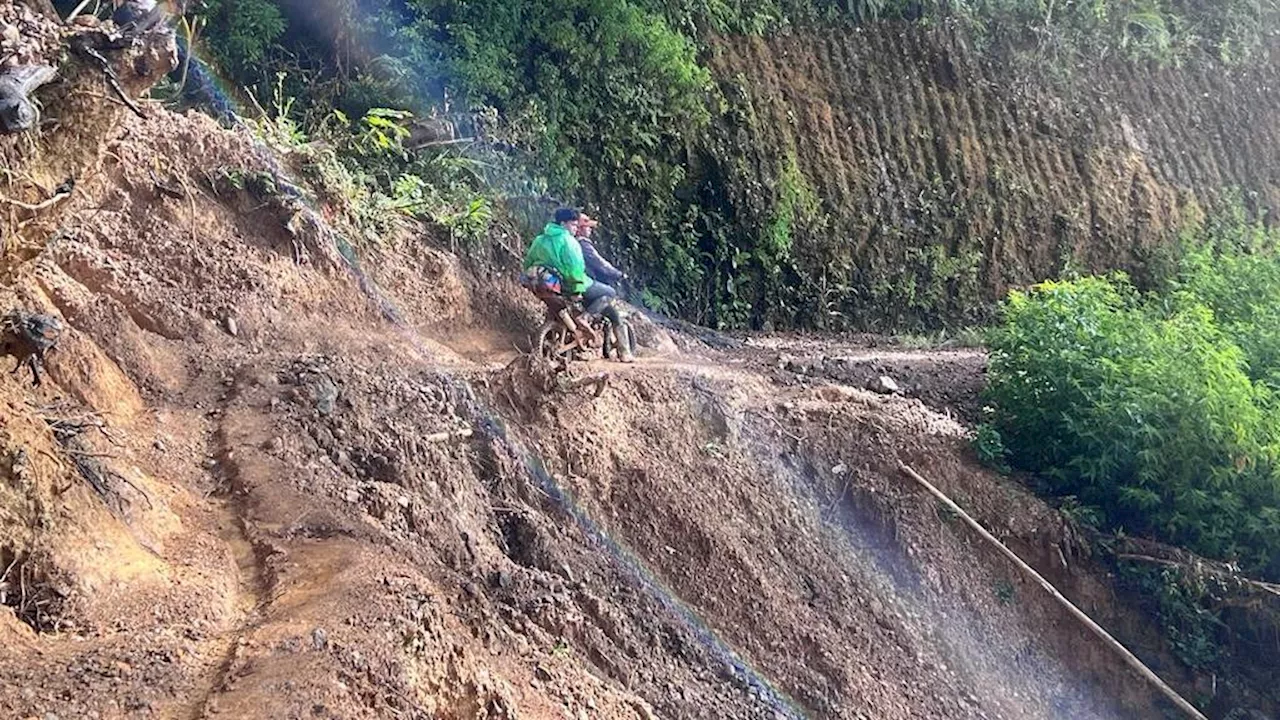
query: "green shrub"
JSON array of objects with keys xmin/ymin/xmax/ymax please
[
  {"xmin": 195, "ymin": 0, "xmax": 287, "ymax": 77},
  {"xmin": 972, "ymin": 423, "xmax": 1010, "ymax": 473},
  {"xmin": 1118, "ymin": 562, "xmax": 1227, "ymax": 670},
  {"xmin": 1175, "ymin": 226, "xmax": 1280, "ymax": 390},
  {"xmin": 985, "ymin": 273, "xmax": 1280, "ymax": 578}
]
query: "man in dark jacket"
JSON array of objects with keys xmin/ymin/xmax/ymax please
[
  {"xmin": 574, "ymin": 213, "xmax": 633, "ymax": 363},
  {"xmin": 576, "ymin": 214, "xmax": 625, "ymax": 285}
]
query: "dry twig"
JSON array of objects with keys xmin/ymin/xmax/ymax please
[{"xmin": 0, "ymin": 190, "xmax": 70, "ymax": 213}]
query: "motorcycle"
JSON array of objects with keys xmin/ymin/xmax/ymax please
[{"xmin": 522, "ymin": 268, "xmax": 636, "ymax": 367}]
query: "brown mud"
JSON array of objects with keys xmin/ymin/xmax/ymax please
[{"xmin": 0, "ymin": 8, "xmax": 1274, "ymax": 719}]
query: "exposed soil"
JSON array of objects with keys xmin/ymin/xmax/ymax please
[
  {"xmin": 0, "ymin": 13, "xmax": 1274, "ymax": 720},
  {"xmin": 702, "ymin": 28, "xmax": 1280, "ymax": 327}
]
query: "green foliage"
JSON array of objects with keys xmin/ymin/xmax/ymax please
[
  {"xmin": 238, "ymin": 76, "xmax": 494, "ymax": 249},
  {"xmin": 913, "ymin": 0, "xmax": 1278, "ymax": 67},
  {"xmin": 187, "ymin": 0, "xmax": 1280, "ymax": 332},
  {"xmin": 972, "ymin": 423, "xmax": 1011, "ymax": 473},
  {"xmin": 1056, "ymin": 495, "xmax": 1103, "ymax": 530},
  {"xmin": 985, "ymin": 264, "xmax": 1280, "ymax": 579},
  {"xmin": 993, "ymin": 578, "xmax": 1017, "ymax": 606},
  {"xmin": 1174, "ymin": 213, "xmax": 1280, "ymax": 390},
  {"xmin": 1118, "ymin": 562, "xmax": 1227, "ymax": 670},
  {"xmin": 194, "ymin": 0, "xmax": 287, "ymax": 77},
  {"xmin": 354, "ymin": 0, "xmax": 711, "ymax": 188}
]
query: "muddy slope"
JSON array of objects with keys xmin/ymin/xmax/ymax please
[
  {"xmin": 0, "ymin": 98, "xmax": 1260, "ymax": 720},
  {"xmin": 701, "ymin": 27, "xmax": 1280, "ymax": 326}
]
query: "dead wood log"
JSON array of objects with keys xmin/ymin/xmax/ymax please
[
  {"xmin": 558, "ymin": 372, "xmax": 609, "ymax": 398},
  {"xmin": 424, "ymin": 428, "xmax": 474, "ymax": 444}
]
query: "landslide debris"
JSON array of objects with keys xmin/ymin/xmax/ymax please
[{"xmin": 0, "ymin": 9, "xmax": 1271, "ymax": 719}]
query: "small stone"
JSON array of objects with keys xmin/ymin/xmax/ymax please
[
  {"xmin": 397, "ymin": 495, "xmax": 410, "ymax": 509},
  {"xmin": 310, "ymin": 627, "xmax": 328, "ymax": 650},
  {"xmin": 534, "ymin": 664, "xmax": 553, "ymax": 682},
  {"xmin": 332, "ymin": 450, "xmax": 350, "ymax": 465},
  {"xmin": 1, "ymin": 24, "xmax": 19, "ymax": 45},
  {"xmin": 266, "ymin": 437, "xmax": 283, "ymax": 452},
  {"xmin": 868, "ymin": 375, "xmax": 900, "ymax": 395},
  {"xmin": 203, "ymin": 458, "xmax": 218, "ymax": 469},
  {"xmin": 224, "ymin": 316, "xmax": 238, "ymax": 337},
  {"xmin": 343, "ymin": 488, "xmax": 360, "ymax": 503},
  {"xmin": 832, "ymin": 463, "xmax": 848, "ymax": 476},
  {"xmin": 153, "ymin": 438, "xmax": 167, "ymax": 452}
]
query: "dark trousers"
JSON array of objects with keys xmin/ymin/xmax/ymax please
[{"xmin": 582, "ymin": 281, "xmax": 622, "ymax": 327}]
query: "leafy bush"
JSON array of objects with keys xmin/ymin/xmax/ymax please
[
  {"xmin": 194, "ymin": 0, "xmax": 287, "ymax": 77},
  {"xmin": 985, "ymin": 271, "xmax": 1280, "ymax": 579},
  {"xmin": 1175, "ymin": 217, "xmax": 1280, "ymax": 390},
  {"xmin": 972, "ymin": 423, "xmax": 1011, "ymax": 473}
]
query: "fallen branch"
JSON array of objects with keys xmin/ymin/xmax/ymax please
[
  {"xmin": 148, "ymin": 170, "xmax": 186, "ymax": 200},
  {"xmin": 898, "ymin": 462, "xmax": 1209, "ymax": 720},
  {"xmin": 65, "ymin": 0, "xmax": 95, "ymax": 22},
  {"xmin": 0, "ymin": 64, "xmax": 58, "ymax": 134},
  {"xmin": 0, "ymin": 190, "xmax": 70, "ymax": 212},
  {"xmin": 406, "ymin": 137, "xmax": 476, "ymax": 151},
  {"xmin": 72, "ymin": 43, "xmax": 144, "ymax": 118},
  {"xmin": 558, "ymin": 372, "xmax": 608, "ymax": 398},
  {"xmin": 1114, "ymin": 553, "xmax": 1280, "ymax": 599}
]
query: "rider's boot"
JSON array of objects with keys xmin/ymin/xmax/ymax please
[{"xmin": 617, "ymin": 325, "xmax": 635, "ymax": 364}]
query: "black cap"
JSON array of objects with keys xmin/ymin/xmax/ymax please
[{"xmin": 553, "ymin": 207, "xmax": 581, "ymax": 224}]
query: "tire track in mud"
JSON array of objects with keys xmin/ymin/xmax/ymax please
[{"xmin": 180, "ymin": 391, "xmax": 272, "ymax": 720}]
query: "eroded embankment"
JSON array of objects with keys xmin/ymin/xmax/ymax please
[
  {"xmin": 700, "ymin": 27, "xmax": 1280, "ymax": 326},
  {"xmin": 0, "ymin": 94, "xmax": 1247, "ymax": 720}
]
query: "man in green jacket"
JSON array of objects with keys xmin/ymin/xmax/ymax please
[{"xmin": 523, "ymin": 208, "xmax": 633, "ymax": 362}]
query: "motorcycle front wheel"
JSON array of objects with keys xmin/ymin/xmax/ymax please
[{"xmin": 535, "ymin": 321, "xmax": 572, "ymax": 363}]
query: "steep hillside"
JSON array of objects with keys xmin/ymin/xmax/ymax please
[
  {"xmin": 689, "ymin": 26, "xmax": 1280, "ymax": 329},
  {"xmin": 0, "ymin": 6, "xmax": 1277, "ymax": 720},
  {"xmin": 0, "ymin": 77, "xmax": 1263, "ymax": 720}
]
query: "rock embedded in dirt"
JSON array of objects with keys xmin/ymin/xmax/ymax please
[{"xmin": 868, "ymin": 375, "xmax": 901, "ymax": 394}]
